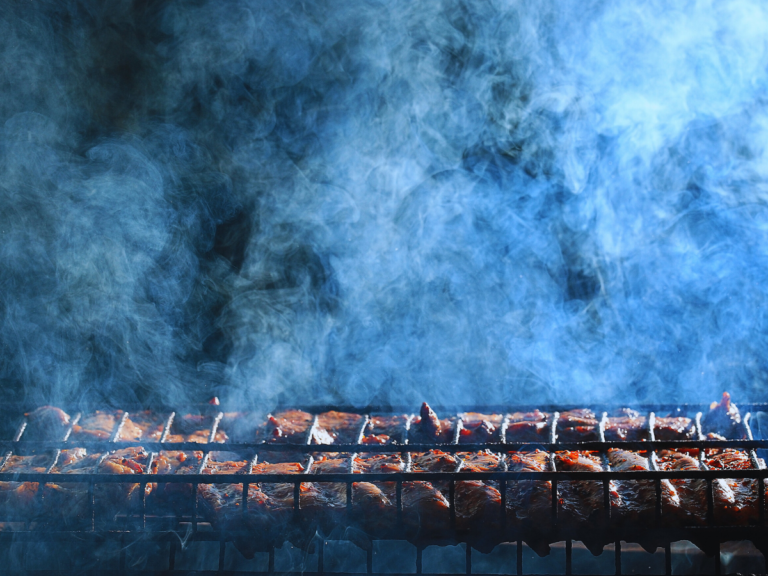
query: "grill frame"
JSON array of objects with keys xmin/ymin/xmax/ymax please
[{"xmin": 1, "ymin": 401, "xmax": 767, "ymax": 575}]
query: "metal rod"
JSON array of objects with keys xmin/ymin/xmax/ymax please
[
  {"xmin": 614, "ymin": 540, "xmax": 621, "ymax": 575},
  {"xmin": 416, "ymin": 546, "xmax": 423, "ymax": 574},
  {"xmin": 218, "ymin": 540, "xmax": 226, "ymax": 572},
  {"xmin": 367, "ymin": 546, "xmax": 373, "ymax": 574},
  {"xmin": 465, "ymin": 543, "xmax": 471, "ymax": 575},
  {"xmin": 565, "ymin": 539, "xmax": 572, "ymax": 576},
  {"xmin": 516, "ymin": 540, "xmax": 523, "ymax": 576},
  {"xmin": 449, "ymin": 479, "xmax": 456, "ymax": 530},
  {"xmin": 318, "ymin": 539, "xmax": 324, "ymax": 575},
  {"xmin": 714, "ymin": 542, "xmax": 721, "ymax": 575},
  {"xmin": 664, "ymin": 543, "xmax": 672, "ymax": 576}
]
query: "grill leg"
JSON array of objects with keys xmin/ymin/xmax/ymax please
[
  {"xmin": 465, "ymin": 544, "xmax": 472, "ymax": 574},
  {"xmin": 416, "ymin": 546, "xmax": 423, "ymax": 574},
  {"xmin": 714, "ymin": 542, "xmax": 721, "ymax": 575},
  {"xmin": 664, "ymin": 543, "xmax": 671, "ymax": 576},
  {"xmin": 565, "ymin": 539, "xmax": 572, "ymax": 575},
  {"xmin": 517, "ymin": 540, "xmax": 523, "ymax": 576},
  {"xmin": 614, "ymin": 540, "xmax": 621, "ymax": 575}
]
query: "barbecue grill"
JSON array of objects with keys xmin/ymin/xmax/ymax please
[{"xmin": 1, "ymin": 398, "xmax": 767, "ymax": 575}]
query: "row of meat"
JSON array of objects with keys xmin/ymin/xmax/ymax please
[
  {"xmin": 0, "ymin": 393, "xmax": 761, "ymax": 559},
  {"xmin": 3, "ymin": 392, "xmax": 748, "ymax": 447}
]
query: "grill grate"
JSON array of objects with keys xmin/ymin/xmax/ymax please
[{"xmin": 1, "ymin": 402, "xmax": 767, "ymax": 575}]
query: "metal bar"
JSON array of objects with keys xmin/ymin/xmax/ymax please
[
  {"xmin": 111, "ymin": 411, "xmax": 129, "ymax": 442},
  {"xmin": 416, "ymin": 546, "xmax": 423, "ymax": 574},
  {"xmin": 208, "ymin": 411, "xmax": 224, "ymax": 444},
  {"xmin": 516, "ymin": 540, "xmax": 523, "ymax": 576},
  {"xmin": 466, "ymin": 543, "xmax": 471, "ymax": 575},
  {"xmin": 318, "ymin": 539, "xmax": 324, "ymax": 575},
  {"xmin": 367, "ymin": 546, "xmax": 373, "ymax": 574},
  {"xmin": 449, "ymin": 480, "xmax": 456, "ymax": 530},
  {"xmin": 565, "ymin": 539, "xmax": 572, "ymax": 575},
  {"xmin": 169, "ymin": 540, "xmax": 176, "ymax": 571},
  {"xmin": 714, "ymin": 542, "xmax": 721, "ymax": 575},
  {"xmin": 664, "ymin": 543, "xmax": 671, "ymax": 576},
  {"xmin": 218, "ymin": 540, "xmax": 226, "ymax": 572},
  {"xmin": 614, "ymin": 540, "xmax": 621, "ymax": 575},
  {"xmin": 396, "ymin": 479, "xmax": 403, "ymax": 528},
  {"xmin": 551, "ymin": 479, "xmax": 558, "ymax": 524}
]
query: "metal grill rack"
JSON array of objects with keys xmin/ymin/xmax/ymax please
[{"xmin": 1, "ymin": 402, "xmax": 767, "ymax": 575}]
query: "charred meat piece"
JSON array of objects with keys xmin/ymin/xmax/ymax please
[
  {"xmin": 41, "ymin": 448, "xmax": 113, "ymax": 526},
  {"xmin": 22, "ymin": 407, "xmax": 71, "ymax": 441},
  {"xmin": 316, "ymin": 412, "xmax": 365, "ymax": 444},
  {"xmin": 217, "ymin": 412, "xmax": 267, "ymax": 443},
  {"xmin": 555, "ymin": 451, "xmax": 619, "ymax": 554},
  {"xmin": 151, "ymin": 449, "xmax": 205, "ymax": 513},
  {"xmin": 654, "ymin": 415, "xmax": 696, "ymax": 441},
  {"xmin": 557, "ymin": 410, "xmax": 599, "ymax": 442},
  {"xmin": 409, "ymin": 403, "xmax": 455, "ymax": 444},
  {"xmin": 607, "ymin": 449, "xmax": 681, "ymax": 526},
  {"xmin": 353, "ymin": 453, "xmax": 405, "ymax": 536},
  {"xmin": 405, "ymin": 450, "xmax": 457, "ymax": 539},
  {"xmin": 361, "ymin": 415, "xmax": 409, "ymax": 445},
  {"xmin": 656, "ymin": 451, "xmax": 709, "ymax": 525},
  {"xmin": 252, "ymin": 458, "xmax": 313, "ymax": 548},
  {"xmin": 165, "ymin": 413, "xmax": 227, "ymax": 444},
  {"xmin": 300, "ymin": 454, "xmax": 353, "ymax": 536},
  {"xmin": 701, "ymin": 393, "xmax": 744, "ymax": 439},
  {"xmin": 0, "ymin": 452, "xmax": 55, "ymax": 519},
  {"xmin": 70, "ymin": 411, "xmax": 122, "ymax": 441},
  {"xmin": 117, "ymin": 411, "xmax": 168, "ymax": 442},
  {"xmin": 505, "ymin": 411, "xmax": 551, "ymax": 443},
  {"xmin": 605, "ymin": 409, "xmax": 648, "ymax": 442},
  {"xmin": 459, "ymin": 414, "xmax": 503, "ymax": 444},
  {"xmin": 256, "ymin": 410, "xmax": 318, "ymax": 444},
  {"xmin": 197, "ymin": 457, "xmax": 270, "ymax": 559},
  {"xmin": 455, "ymin": 451, "xmax": 503, "ymax": 550},
  {"xmin": 91, "ymin": 447, "xmax": 153, "ymax": 521},
  {"xmin": 505, "ymin": 450, "xmax": 552, "ymax": 557},
  {"xmin": 704, "ymin": 449, "xmax": 765, "ymax": 525}
]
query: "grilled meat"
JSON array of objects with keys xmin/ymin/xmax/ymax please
[
  {"xmin": 41, "ymin": 448, "xmax": 105, "ymax": 527},
  {"xmin": 257, "ymin": 410, "xmax": 322, "ymax": 444},
  {"xmin": 555, "ymin": 451, "xmax": 620, "ymax": 554},
  {"xmin": 455, "ymin": 451, "xmax": 503, "ymax": 551},
  {"xmin": 607, "ymin": 449, "xmax": 681, "ymax": 526},
  {"xmin": 316, "ymin": 412, "xmax": 366, "ymax": 444},
  {"xmin": 505, "ymin": 450, "xmax": 552, "ymax": 556},
  {"xmin": 654, "ymin": 416, "xmax": 696, "ymax": 441},
  {"xmin": 405, "ymin": 450, "xmax": 456, "ymax": 539},
  {"xmin": 70, "ymin": 411, "xmax": 121, "ymax": 441},
  {"xmin": 117, "ymin": 411, "xmax": 168, "ymax": 442},
  {"xmin": 165, "ymin": 413, "xmax": 227, "ymax": 444},
  {"xmin": 701, "ymin": 393, "xmax": 744, "ymax": 439},
  {"xmin": 505, "ymin": 411, "xmax": 551, "ymax": 443},
  {"xmin": 197, "ymin": 457, "xmax": 270, "ymax": 559},
  {"xmin": 557, "ymin": 410, "xmax": 599, "ymax": 442},
  {"xmin": 353, "ymin": 454, "xmax": 404, "ymax": 536},
  {"xmin": 459, "ymin": 414, "xmax": 503, "ymax": 444},
  {"xmin": 655, "ymin": 451, "xmax": 710, "ymax": 525},
  {"xmin": 23, "ymin": 407, "xmax": 71, "ymax": 441},
  {"xmin": 704, "ymin": 449, "xmax": 765, "ymax": 525},
  {"xmin": 0, "ymin": 452, "xmax": 55, "ymax": 520},
  {"xmin": 409, "ymin": 403, "xmax": 455, "ymax": 444},
  {"xmin": 361, "ymin": 415, "xmax": 409, "ymax": 445},
  {"xmin": 605, "ymin": 410, "xmax": 648, "ymax": 442}
]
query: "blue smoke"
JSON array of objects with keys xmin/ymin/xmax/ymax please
[{"xmin": 2, "ymin": 0, "xmax": 768, "ymax": 408}]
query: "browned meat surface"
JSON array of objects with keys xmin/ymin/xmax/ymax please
[
  {"xmin": 607, "ymin": 449, "xmax": 681, "ymax": 527},
  {"xmin": 94, "ymin": 447, "xmax": 153, "ymax": 519},
  {"xmin": 455, "ymin": 451, "xmax": 503, "ymax": 549},
  {"xmin": 150, "ymin": 449, "xmax": 205, "ymax": 513},
  {"xmin": 316, "ymin": 411, "xmax": 365, "ymax": 444},
  {"xmin": 361, "ymin": 415, "xmax": 408, "ymax": 445},
  {"xmin": 704, "ymin": 449, "xmax": 765, "ymax": 525},
  {"xmin": 0, "ymin": 453, "xmax": 55, "ymax": 519},
  {"xmin": 300, "ymin": 455, "xmax": 352, "ymax": 535},
  {"xmin": 405, "ymin": 450, "xmax": 456, "ymax": 539},
  {"xmin": 459, "ymin": 414, "xmax": 503, "ymax": 444},
  {"xmin": 656, "ymin": 451, "xmax": 709, "ymax": 525},
  {"xmin": 505, "ymin": 411, "xmax": 551, "ymax": 443},
  {"xmin": 165, "ymin": 413, "xmax": 227, "ymax": 444},
  {"xmin": 505, "ymin": 450, "xmax": 552, "ymax": 557},
  {"xmin": 70, "ymin": 411, "xmax": 122, "ymax": 441},
  {"xmin": 117, "ymin": 411, "xmax": 168, "ymax": 442},
  {"xmin": 605, "ymin": 409, "xmax": 648, "ymax": 441},
  {"xmin": 41, "ymin": 448, "xmax": 104, "ymax": 526},
  {"xmin": 217, "ymin": 412, "xmax": 267, "ymax": 443},
  {"xmin": 256, "ymin": 410, "xmax": 318, "ymax": 444},
  {"xmin": 701, "ymin": 392, "xmax": 744, "ymax": 439},
  {"xmin": 353, "ymin": 454, "xmax": 404, "ymax": 535},
  {"xmin": 23, "ymin": 406, "xmax": 71, "ymax": 441},
  {"xmin": 197, "ymin": 458, "xmax": 270, "ymax": 558},
  {"xmin": 555, "ymin": 451, "xmax": 619, "ymax": 553},
  {"xmin": 654, "ymin": 416, "xmax": 696, "ymax": 440},
  {"xmin": 408, "ymin": 403, "xmax": 455, "ymax": 444},
  {"xmin": 557, "ymin": 410, "xmax": 599, "ymax": 442}
]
